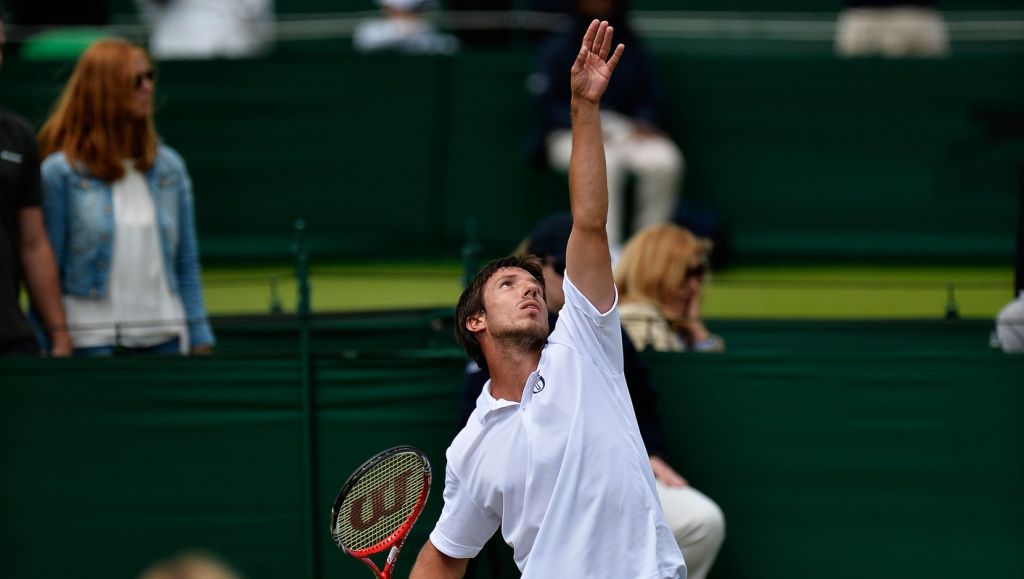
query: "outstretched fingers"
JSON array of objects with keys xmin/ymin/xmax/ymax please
[
  {"xmin": 571, "ymin": 44, "xmax": 588, "ymax": 76},
  {"xmin": 592, "ymin": 21, "xmax": 609, "ymax": 60},
  {"xmin": 581, "ymin": 19, "xmax": 599, "ymax": 53},
  {"xmin": 606, "ymin": 43, "xmax": 625, "ymax": 73},
  {"xmin": 598, "ymin": 24, "xmax": 614, "ymax": 60}
]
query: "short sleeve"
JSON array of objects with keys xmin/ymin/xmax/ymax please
[
  {"xmin": 547, "ymin": 274, "xmax": 624, "ymax": 375},
  {"xmin": 428, "ymin": 461, "xmax": 501, "ymax": 559}
]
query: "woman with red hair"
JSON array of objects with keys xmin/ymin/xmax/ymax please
[{"xmin": 39, "ymin": 38, "xmax": 214, "ymax": 355}]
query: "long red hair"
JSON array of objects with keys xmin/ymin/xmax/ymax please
[{"xmin": 38, "ymin": 38, "xmax": 157, "ymax": 182}]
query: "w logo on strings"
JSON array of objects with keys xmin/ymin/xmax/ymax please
[{"xmin": 348, "ymin": 468, "xmax": 414, "ymax": 530}]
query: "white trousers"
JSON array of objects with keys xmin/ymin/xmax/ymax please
[
  {"xmin": 656, "ymin": 484, "xmax": 726, "ymax": 579},
  {"xmin": 835, "ymin": 7, "xmax": 950, "ymax": 58},
  {"xmin": 546, "ymin": 112, "xmax": 683, "ymax": 249}
]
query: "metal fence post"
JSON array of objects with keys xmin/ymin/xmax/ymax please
[{"xmin": 293, "ymin": 219, "xmax": 319, "ymax": 578}]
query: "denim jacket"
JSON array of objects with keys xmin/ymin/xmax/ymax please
[{"xmin": 40, "ymin": 145, "xmax": 214, "ymax": 347}]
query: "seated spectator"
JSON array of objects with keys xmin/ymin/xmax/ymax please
[
  {"xmin": 615, "ymin": 224, "xmax": 724, "ymax": 352},
  {"xmin": 0, "ymin": 10, "xmax": 71, "ymax": 356},
  {"xmin": 133, "ymin": 0, "xmax": 274, "ymax": 59},
  {"xmin": 995, "ymin": 293, "xmax": 1024, "ymax": 353},
  {"xmin": 532, "ymin": 0, "xmax": 682, "ymax": 254},
  {"xmin": 353, "ymin": 0, "xmax": 459, "ymax": 55},
  {"xmin": 460, "ymin": 213, "xmax": 726, "ymax": 579},
  {"xmin": 836, "ymin": 0, "xmax": 950, "ymax": 58},
  {"xmin": 138, "ymin": 551, "xmax": 242, "ymax": 579},
  {"xmin": 994, "ymin": 157, "xmax": 1024, "ymax": 353},
  {"xmin": 38, "ymin": 37, "xmax": 214, "ymax": 356}
]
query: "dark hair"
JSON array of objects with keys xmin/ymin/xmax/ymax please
[{"xmin": 455, "ymin": 255, "xmax": 546, "ymax": 372}]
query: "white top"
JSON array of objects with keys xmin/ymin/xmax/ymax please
[
  {"xmin": 429, "ymin": 276, "xmax": 685, "ymax": 579},
  {"xmin": 134, "ymin": 0, "xmax": 273, "ymax": 59},
  {"xmin": 352, "ymin": 18, "xmax": 458, "ymax": 55},
  {"xmin": 65, "ymin": 162, "xmax": 187, "ymax": 351}
]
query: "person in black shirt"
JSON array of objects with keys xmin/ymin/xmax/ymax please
[{"xmin": 0, "ymin": 13, "xmax": 70, "ymax": 355}]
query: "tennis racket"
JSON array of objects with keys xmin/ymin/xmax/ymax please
[{"xmin": 330, "ymin": 446, "xmax": 432, "ymax": 579}]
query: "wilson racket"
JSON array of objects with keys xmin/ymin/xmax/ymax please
[{"xmin": 330, "ymin": 446, "xmax": 432, "ymax": 579}]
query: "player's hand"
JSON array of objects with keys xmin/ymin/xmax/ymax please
[
  {"xmin": 570, "ymin": 19, "xmax": 624, "ymax": 106},
  {"xmin": 650, "ymin": 455, "xmax": 688, "ymax": 488}
]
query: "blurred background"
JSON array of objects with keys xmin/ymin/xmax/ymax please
[{"xmin": 1, "ymin": 1, "xmax": 1022, "ymax": 579}]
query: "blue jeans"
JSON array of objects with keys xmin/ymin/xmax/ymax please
[{"xmin": 75, "ymin": 337, "xmax": 181, "ymax": 357}]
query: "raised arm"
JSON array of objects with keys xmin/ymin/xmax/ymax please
[{"xmin": 565, "ymin": 20, "xmax": 624, "ymax": 313}]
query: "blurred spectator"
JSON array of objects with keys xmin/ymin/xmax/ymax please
[
  {"xmin": 133, "ymin": 0, "xmax": 274, "ymax": 59},
  {"xmin": 0, "ymin": 12, "xmax": 71, "ymax": 357},
  {"xmin": 138, "ymin": 551, "xmax": 243, "ymax": 579},
  {"xmin": 615, "ymin": 224, "xmax": 724, "ymax": 353},
  {"xmin": 353, "ymin": 0, "xmax": 459, "ymax": 55},
  {"xmin": 835, "ymin": 0, "xmax": 950, "ymax": 58},
  {"xmin": 532, "ymin": 0, "xmax": 682, "ymax": 254},
  {"xmin": 38, "ymin": 37, "xmax": 215, "ymax": 356},
  {"xmin": 995, "ymin": 295, "xmax": 1024, "ymax": 352},
  {"xmin": 994, "ymin": 158, "xmax": 1024, "ymax": 353},
  {"xmin": 460, "ymin": 213, "xmax": 726, "ymax": 579}
]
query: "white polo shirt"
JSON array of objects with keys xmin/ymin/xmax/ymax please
[{"xmin": 430, "ymin": 276, "xmax": 686, "ymax": 579}]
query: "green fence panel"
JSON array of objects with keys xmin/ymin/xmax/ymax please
[
  {"xmin": 0, "ymin": 358, "xmax": 308, "ymax": 579},
  {"xmin": 314, "ymin": 353, "xmax": 469, "ymax": 579},
  {"xmin": 3, "ymin": 322, "xmax": 1024, "ymax": 578},
  {"xmin": 647, "ymin": 349, "xmax": 1024, "ymax": 579}
]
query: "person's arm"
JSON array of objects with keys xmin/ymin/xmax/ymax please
[
  {"xmin": 171, "ymin": 155, "xmax": 214, "ymax": 353},
  {"xmin": 409, "ymin": 540, "xmax": 468, "ymax": 579},
  {"xmin": 565, "ymin": 20, "xmax": 623, "ymax": 313},
  {"xmin": 19, "ymin": 207, "xmax": 71, "ymax": 356}
]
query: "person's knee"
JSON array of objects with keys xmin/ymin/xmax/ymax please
[{"xmin": 699, "ymin": 498, "xmax": 726, "ymax": 547}]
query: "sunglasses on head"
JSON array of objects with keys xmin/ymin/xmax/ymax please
[{"xmin": 134, "ymin": 69, "xmax": 156, "ymax": 89}]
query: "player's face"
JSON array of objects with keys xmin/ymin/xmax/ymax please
[{"xmin": 481, "ymin": 267, "xmax": 549, "ymax": 343}]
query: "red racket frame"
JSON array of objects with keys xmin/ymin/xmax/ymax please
[{"xmin": 330, "ymin": 446, "xmax": 432, "ymax": 579}]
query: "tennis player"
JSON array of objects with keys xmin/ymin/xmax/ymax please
[{"xmin": 408, "ymin": 19, "xmax": 686, "ymax": 579}]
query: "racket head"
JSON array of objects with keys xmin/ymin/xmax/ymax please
[{"xmin": 330, "ymin": 446, "xmax": 432, "ymax": 559}]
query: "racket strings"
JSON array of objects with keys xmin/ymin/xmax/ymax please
[{"xmin": 334, "ymin": 451, "xmax": 426, "ymax": 552}]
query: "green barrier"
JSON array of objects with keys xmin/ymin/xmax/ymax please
[
  {"xmin": 0, "ymin": 357, "xmax": 309, "ymax": 578},
  {"xmin": 2, "ymin": 319, "xmax": 1023, "ymax": 579}
]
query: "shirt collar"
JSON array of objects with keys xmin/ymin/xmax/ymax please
[{"xmin": 475, "ymin": 379, "xmax": 520, "ymax": 423}]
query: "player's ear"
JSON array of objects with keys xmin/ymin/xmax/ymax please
[{"xmin": 466, "ymin": 311, "xmax": 486, "ymax": 333}]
